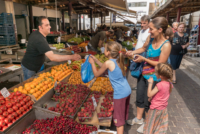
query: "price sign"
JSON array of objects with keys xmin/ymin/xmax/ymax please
[
  {"xmin": 100, "ymin": 47, "xmax": 105, "ymax": 53},
  {"xmin": 127, "ymin": 41, "xmax": 130, "ymax": 46},
  {"xmin": 1, "ymin": 87, "xmax": 10, "ymax": 98},
  {"xmin": 76, "ymin": 33, "xmax": 78, "ymax": 38},
  {"xmin": 83, "ymin": 38, "xmax": 85, "ymax": 42},
  {"xmin": 85, "ymin": 46, "xmax": 88, "ymax": 52},
  {"xmin": 92, "ymin": 96, "xmax": 97, "ymax": 110},
  {"xmin": 68, "ymin": 60, "xmax": 72, "ymax": 65},
  {"xmin": 54, "ymin": 81, "xmax": 57, "ymax": 89}
]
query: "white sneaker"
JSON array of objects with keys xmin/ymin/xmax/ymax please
[
  {"xmin": 126, "ymin": 117, "xmax": 144, "ymax": 125},
  {"xmin": 137, "ymin": 123, "xmax": 144, "ymax": 133}
]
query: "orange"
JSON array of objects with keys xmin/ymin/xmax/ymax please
[
  {"xmin": 19, "ymin": 86, "xmax": 23, "ymax": 90},
  {"xmin": 29, "ymin": 89, "xmax": 35, "ymax": 94},
  {"xmin": 23, "ymin": 90, "xmax": 28, "ymax": 94},
  {"xmin": 32, "ymin": 93, "xmax": 38, "ymax": 98},
  {"xmin": 25, "ymin": 86, "xmax": 31, "ymax": 91},
  {"xmin": 14, "ymin": 88, "xmax": 18, "ymax": 92},
  {"xmin": 30, "ymin": 84, "xmax": 35, "ymax": 89}
]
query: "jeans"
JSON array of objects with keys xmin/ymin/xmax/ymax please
[{"xmin": 21, "ymin": 64, "xmax": 37, "ymax": 81}]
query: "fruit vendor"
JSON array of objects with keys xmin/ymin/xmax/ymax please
[
  {"xmin": 88, "ymin": 30, "xmax": 114, "ymax": 51},
  {"xmin": 21, "ymin": 16, "xmax": 81, "ymax": 81}
]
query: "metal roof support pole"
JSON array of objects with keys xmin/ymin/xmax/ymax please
[
  {"xmin": 83, "ymin": 15, "xmax": 85, "ymax": 30},
  {"xmin": 177, "ymin": 8, "xmax": 182, "ymax": 22},
  {"xmin": 166, "ymin": 13, "xmax": 169, "ymax": 22},
  {"xmin": 68, "ymin": 1, "xmax": 72, "ymax": 28},
  {"xmin": 110, "ymin": 12, "xmax": 112, "ymax": 29},
  {"xmin": 101, "ymin": 12, "xmax": 103, "ymax": 25},
  {"xmin": 62, "ymin": 10, "xmax": 65, "ymax": 31},
  {"xmin": 79, "ymin": 14, "xmax": 81, "ymax": 30},
  {"xmin": 90, "ymin": 9, "xmax": 93, "ymax": 32},
  {"xmin": 104, "ymin": 16, "xmax": 106, "ymax": 24},
  {"xmin": 28, "ymin": 5, "xmax": 33, "ymax": 33}
]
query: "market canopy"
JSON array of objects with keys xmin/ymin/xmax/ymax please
[{"xmin": 151, "ymin": 0, "xmax": 200, "ymax": 19}]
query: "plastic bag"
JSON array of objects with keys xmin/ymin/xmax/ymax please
[{"xmin": 81, "ymin": 55, "xmax": 94, "ymax": 83}]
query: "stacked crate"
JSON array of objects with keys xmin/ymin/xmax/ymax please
[{"xmin": 0, "ymin": 13, "xmax": 16, "ymax": 46}]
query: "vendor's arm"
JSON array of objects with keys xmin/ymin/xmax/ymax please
[
  {"xmin": 89, "ymin": 57, "xmax": 109, "ymax": 77},
  {"xmin": 45, "ymin": 51, "xmax": 81, "ymax": 62},
  {"xmin": 147, "ymin": 77, "xmax": 159, "ymax": 98},
  {"xmin": 126, "ymin": 35, "xmax": 151, "ymax": 56},
  {"xmin": 98, "ymin": 40, "xmax": 104, "ymax": 48}
]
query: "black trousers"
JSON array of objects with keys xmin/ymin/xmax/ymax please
[{"xmin": 136, "ymin": 75, "xmax": 157, "ymax": 112}]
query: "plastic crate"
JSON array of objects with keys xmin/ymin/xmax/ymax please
[
  {"xmin": 0, "ymin": 34, "xmax": 16, "ymax": 46},
  {"xmin": 0, "ymin": 13, "xmax": 13, "ymax": 24},
  {"xmin": 0, "ymin": 24, "xmax": 14, "ymax": 35}
]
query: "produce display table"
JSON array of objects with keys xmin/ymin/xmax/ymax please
[
  {"xmin": 0, "ymin": 59, "xmax": 23, "ymax": 83},
  {"xmin": 0, "ymin": 44, "xmax": 20, "ymax": 60},
  {"xmin": 75, "ymin": 95, "xmax": 112, "ymax": 127}
]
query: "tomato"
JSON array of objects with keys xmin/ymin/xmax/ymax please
[
  {"xmin": 21, "ymin": 94, "xmax": 26, "ymax": 98},
  {"xmin": 22, "ymin": 111, "xmax": 26, "ymax": 115},
  {"xmin": 19, "ymin": 107, "xmax": 24, "ymax": 112},
  {"xmin": 12, "ymin": 106, "xmax": 18, "ymax": 111},
  {"xmin": 20, "ymin": 101, "xmax": 25, "ymax": 106},
  {"xmin": 0, "ymin": 105, "xmax": 7, "ymax": 111},
  {"xmin": 16, "ymin": 110, "xmax": 21, "ymax": 115},
  {"xmin": 7, "ymin": 123, "xmax": 12, "ymax": 127},
  {"xmin": 16, "ymin": 103, "xmax": 21, "ymax": 108},
  {"xmin": 2, "ymin": 126, "xmax": 8, "ymax": 131},
  {"xmin": 29, "ymin": 101, "xmax": 34, "ymax": 105},
  {"xmin": 6, "ymin": 102, "xmax": 12, "ymax": 108},
  {"xmin": 0, "ymin": 96, "xmax": 4, "ymax": 100},
  {"xmin": 0, "ymin": 100, "xmax": 5, "ymax": 105},
  {"xmin": 10, "ymin": 100, "xmax": 15, "ymax": 105},
  {"xmin": 7, "ymin": 114, "xmax": 14, "ymax": 120},
  {"xmin": 4, "ymin": 118, "xmax": 11, "ymax": 124},
  {"xmin": 0, "ymin": 109, "xmax": 2, "ymax": 115},
  {"xmin": 29, "ymin": 106, "xmax": 32, "ymax": 109},
  {"xmin": 16, "ymin": 91, "xmax": 21, "ymax": 96},
  {"xmin": 13, "ymin": 96, "xmax": 18, "ymax": 100},
  {"xmin": 23, "ymin": 105, "xmax": 28, "ymax": 111},
  {"xmin": 26, "ymin": 96, "xmax": 31, "ymax": 101},
  {"xmin": 12, "ymin": 119, "xmax": 16, "ymax": 123},
  {"xmin": 0, "ymin": 120, "xmax": 6, "ymax": 127},
  {"xmin": 7, "ymin": 108, "xmax": 13, "ymax": 114},
  {"xmin": 0, "ymin": 115, "xmax": 5, "ymax": 120},
  {"xmin": 8, "ymin": 94, "xmax": 14, "ymax": 99},
  {"xmin": 12, "ymin": 112, "xmax": 17, "ymax": 118},
  {"xmin": 14, "ymin": 99, "xmax": 19, "ymax": 103},
  {"xmin": 3, "ymin": 111, "xmax": 8, "ymax": 117}
]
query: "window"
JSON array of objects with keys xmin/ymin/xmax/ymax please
[{"xmin": 128, "ymin": 2, "xmax": 147, "ymax": 7}]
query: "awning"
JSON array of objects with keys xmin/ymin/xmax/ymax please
[
  {"xmin": 151, "ymin": 0, "xmax": 200, "ymax": 19},
  {"xmin": 96, "ymin": 22, "xmax": 130, "ymax": 31},
  {"xmin": 95, "ymin": 0, "xmax": 136, "ymax": 14}
]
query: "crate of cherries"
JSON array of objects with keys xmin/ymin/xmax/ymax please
[{"xmin": 97, "ymin": 92, "xmax": 114, "ymax": 122}]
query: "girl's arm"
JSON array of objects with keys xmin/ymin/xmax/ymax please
[
  {"xmin": 147, "ymin": 77, "xmax": 159, "ymax": 98},
  {"xmin": 89, "ymin": 57, "xmax": 109, "ymax": 77},
  {"xmin": 90, "ymin": 55, "xmax": 103, "ymax": 67}
]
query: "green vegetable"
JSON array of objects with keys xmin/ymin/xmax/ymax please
[{"xmin": 121, "ymin": 41, "xmax": 133, "ymax": 50}]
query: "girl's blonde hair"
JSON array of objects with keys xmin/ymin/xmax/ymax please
[
  {"xmin": 106, "ymin": 41, "xmax": 126, "ymax": 76},
  {"xmin": 156, "ymin": 63, "xmax": 173, "ymax": 93}
]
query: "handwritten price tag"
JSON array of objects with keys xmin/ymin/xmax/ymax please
[
  {"xmin": 85, "ymin": 46, "xmax": 88, "ymax": 52},
  {"xmin": 92, "ymin": 96, "xmax": 97, "ymax": 110},
  {"xmin": 1, "ymin": 87, "xmax": 10, "ymax": 98},
  {"xmin": 68, "ymin": 60, "xmax": 72, "ymax": 65},
  {"xmin": 127, "ymin": 41, "xmax": 130, "ymax": 45}
]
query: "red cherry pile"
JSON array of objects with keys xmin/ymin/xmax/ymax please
[
  {"xmin": 22, "ymin": 116, "xmax": 97, "ymax": 134},
  {"xmin": 0, "ymin": 91, "xmax": 33, "ymax": 131}
]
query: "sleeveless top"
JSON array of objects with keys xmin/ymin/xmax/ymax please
[
  {"xmin": 108, "ymin": 59, "xmax": 131, "ymax": 99},
  {"xmin": 142, "ymin": 38, "xmax": 169, "ymax": 81}
]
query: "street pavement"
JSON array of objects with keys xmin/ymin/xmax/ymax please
[{"xmin": 110, "ymin": 66, "xmax": 200, "ymax": 134}]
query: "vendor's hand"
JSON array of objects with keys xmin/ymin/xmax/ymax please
[
  {"xmin": 72, "ymin": 54, "xmax": 81, "ymax": 61},
  {"xmin": 148, "ymin": 77, "xmax": 154, "ymax": 83},
  {"xmin": 90, "ymin": 55, "xmax": 98, "ymax": 62},
  {"xmin": 126, "ymin": 51, "xmax": 134, "ymax": 57},
  {"xmin": 89, "ymin": 56, "xmax": 95, "ymax": 64},
  {"xmin": 133, "ymin": 55, "xmax": 145, "ymax": 63}
]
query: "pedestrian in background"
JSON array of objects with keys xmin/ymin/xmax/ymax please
[
  {"xmin": 144, "ymin": 63, "xmax": 173, "ymax": 134},
  {"xmin": 172, "ymin": 22, "xmax": 178, "ymax": 33},
  {"xmin": 170, "ymin": 22, "xmax": 189, "ymax": 84}
]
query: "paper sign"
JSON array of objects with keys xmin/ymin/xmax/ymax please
[
  {"xmin": 68, "ymin": 60, "xmax": 71, "ymax": 65},
  {"xmin": 1, "ymin": 87, "xmax": 10, "ymax": 98},
  {"xmin": 127, "ymin": 41, "xmax": 130, "ymax": 45},
  {"xmin": 83, "ymin": 38, "xmax": 85, "ymax": 42},
  {"xmin": 57, "ymin": 37, "xmax": 61, "ymax": 43},
  {"xmin": 6, "ymin": 49, "xmax": 12, "ymax": 54},
  {"xmin": 85, "ymin": 46, "xmax": 88, "ymax": 52},
  {"xmin": 76, "ymin": 34, "xmax": 78, "ymax": 38},
  {"xmin": 100, "ymin": 47, "xmax": 105, "ymax": 53},
  {"xmin": 92, "ymin": 96, "xmax": 97, "ymax": 110},
  {"xmin": 54, "ymin": 81, "xmax": 57, "ymax": 89}
]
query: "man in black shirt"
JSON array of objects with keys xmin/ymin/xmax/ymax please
[{"xmin": 22, "ymin": 16, "xmax": 81, "ymax": 80}]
